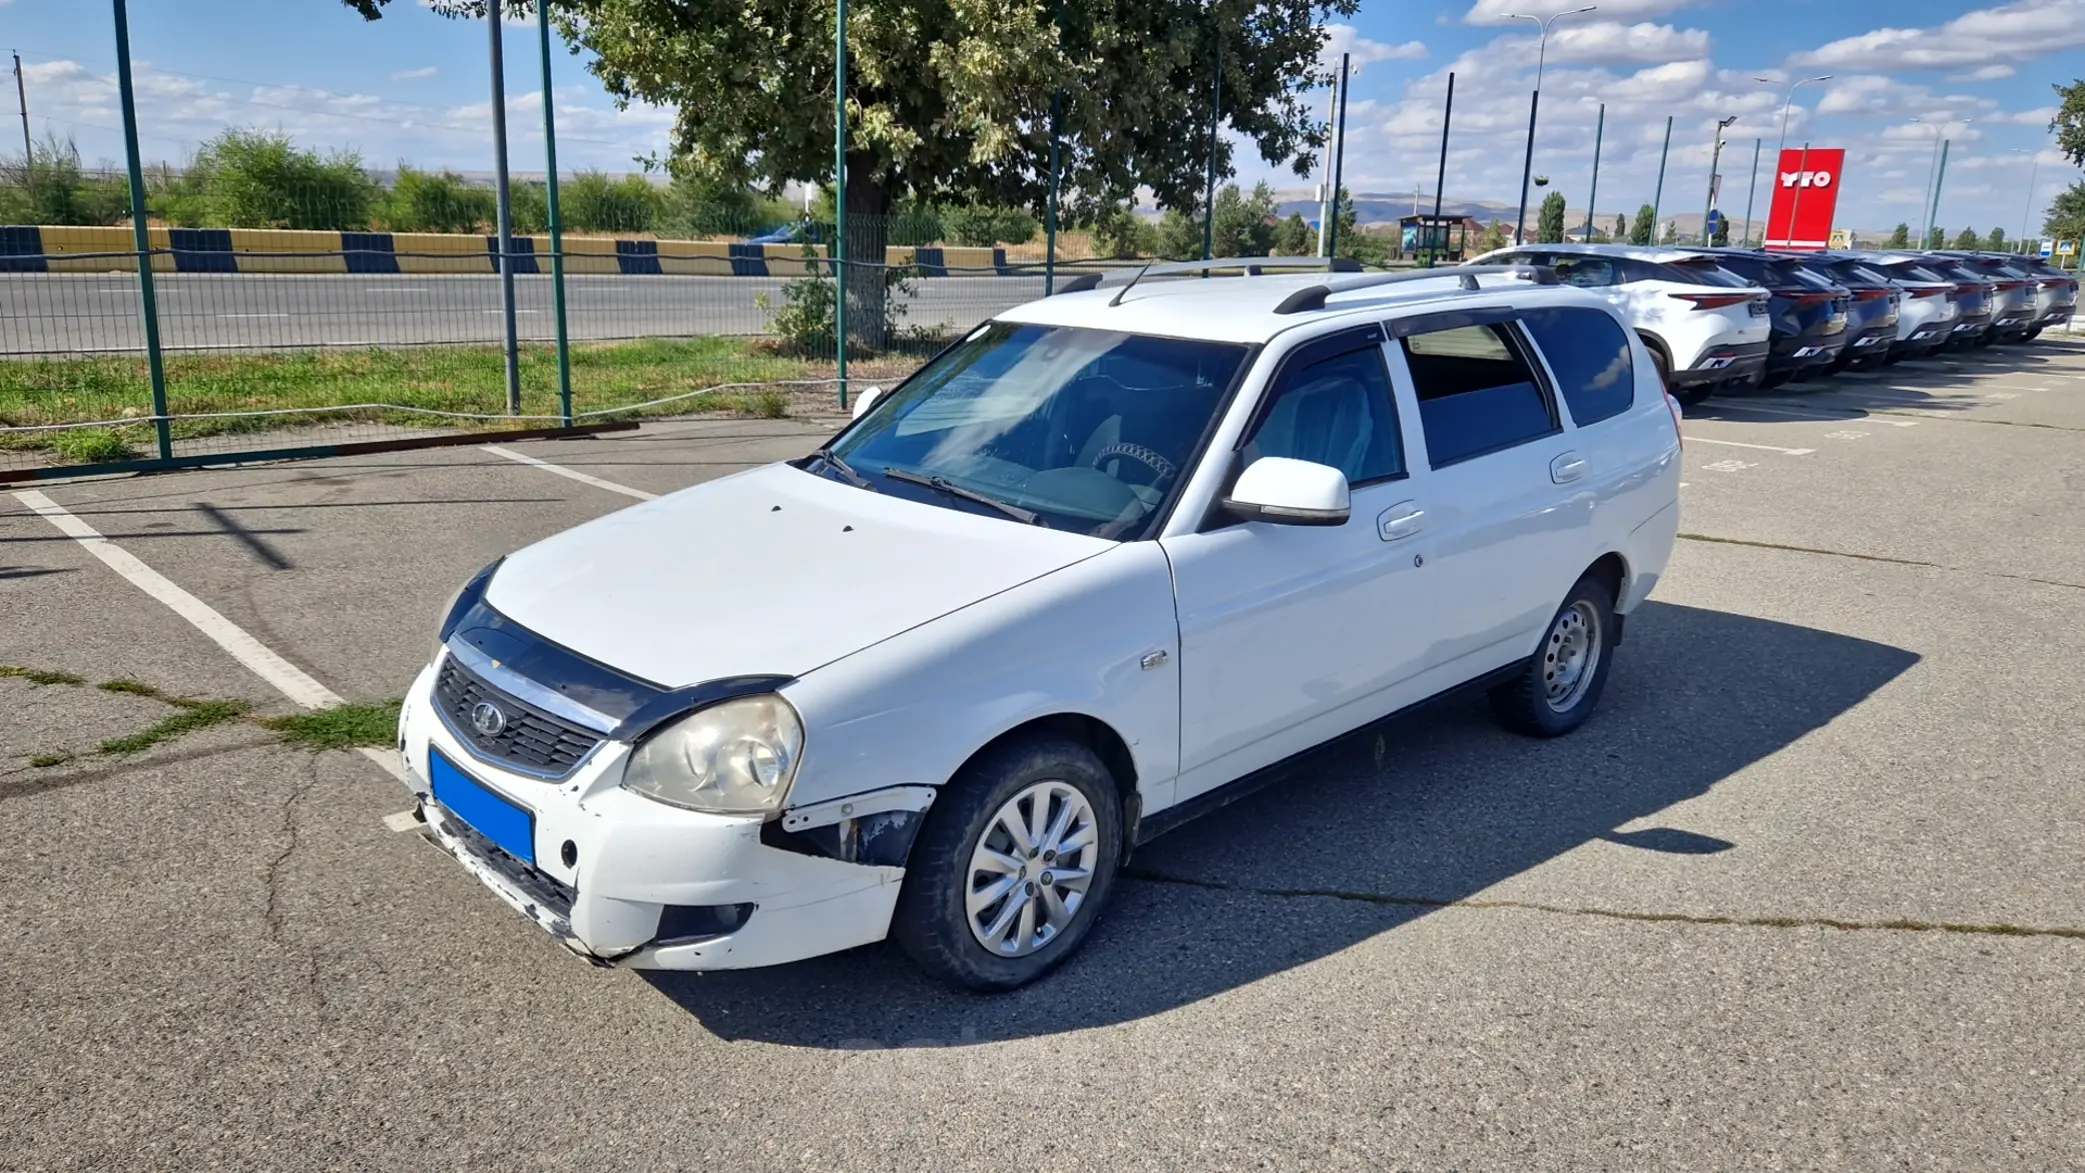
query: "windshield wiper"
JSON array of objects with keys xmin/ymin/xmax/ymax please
[
  {"xmin": 881, "ymin": 467, "xmax": 1046, "ymax": 527},
  {"xmin": 805, "ymin": 447, "xmax": 875, "ymax": 490}
]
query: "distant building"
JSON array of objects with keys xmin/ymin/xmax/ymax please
[{"xmin": 1397, "ymin": 214, "xmax": 1486, "ymax": 260}]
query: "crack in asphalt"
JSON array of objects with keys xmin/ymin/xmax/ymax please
[
  {"xmin": 1121, "ymin": 868, "xmax": 2085, "ymax": 941},
  {"xmin": 263, "ymin": 755, "xmax": 326, "ymax": 1015},
  {"xmin": 1677, "ymin": 533, "xmax": 2085, "ymax": 592}
]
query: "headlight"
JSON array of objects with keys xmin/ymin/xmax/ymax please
[
  {"xmin": 433, "ymin": 558, "xmax": 501, "ymax": 660},
  {"xmin": 620, "ymin": 695, "xmax": 805, "ymax": 816}
]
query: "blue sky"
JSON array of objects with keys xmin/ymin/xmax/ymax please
[{"xmin": 7, "ymin": 0, "xmax": 2084, "ymax": 234}]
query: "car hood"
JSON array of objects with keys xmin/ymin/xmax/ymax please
[{"xmin": 483, "ymin": 462, "xmax": 1113, "ymax": 686}]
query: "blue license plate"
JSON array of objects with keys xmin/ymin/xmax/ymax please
[{"xmin": 430, "ymin": 747, "xmax": 535, "ymax": 863}]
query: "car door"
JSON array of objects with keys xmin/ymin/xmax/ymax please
[
  {"xmin": 1161, "ymin": 325, "xmax": 1434, "ymax": 803},
  {"xmin": 1382, "ymin": 311, "xmax": 1590, "ymax": 678}
]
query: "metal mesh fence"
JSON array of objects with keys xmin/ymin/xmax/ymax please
[{"xmin": 0, "ymin": 170, "xmax": 1123, "ymax": 475}]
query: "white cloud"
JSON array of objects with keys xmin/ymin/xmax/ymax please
[
  {"xmin": 1543, "ymin": 22, "xmax": 1712, "ymax": 66},
  {"xmin": 1321, "ymin": 25, "xmax": 1427, "ymax": 73},
  {"xmin": 1792, "ymin": 0, "xmax": 2085, "ymax": 71},
  {"xmin": 1949, "ymin": 64, "xmax": 2017, "ymax": 81},
  {"xmin": 1464, "ymin": 0, "xmax": 1698, "ymax": 23},
  {"xmin": 390, "ymin": 67, "xmax": 439, "ymax": 82}
]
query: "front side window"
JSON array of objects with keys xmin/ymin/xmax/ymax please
[
  {"xmin": 828, "ymin": 322, "xmax": 1249, "ymax": 538},
  {"xmin": 1549, "ymin": 256, "xmax": 1616, "ymax": 288},
  {"xmin": 1520, "ymin": 307, "xmax": 1634, "ymax": 427},
  {"xmin": 1403, "ymin": 324, "xmax": 1558, "ymax": 468},
  {"xmin": 1242, "ymin": 345, "xmax": 1404, "ymax": 485}
]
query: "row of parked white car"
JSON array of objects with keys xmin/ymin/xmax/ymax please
[
  {"xmin": 399, "ymin": 254, "xmax": 1697, "ymax": 990},
  {"xmin": 1465, "ymin": 244, "xmax": 2079, "ymax": 405}
]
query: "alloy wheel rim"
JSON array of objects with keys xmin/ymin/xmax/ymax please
[
  {"xmin": 965, "ymin": 780, "xmax": 1098, "ymax": 957},
  {"xmin": 1541, "ymin": 600, "xmax": 1602, "ymax": 713}
]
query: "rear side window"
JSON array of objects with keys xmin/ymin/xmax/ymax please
[
  {"xmin": 1661, "ymin": 260, "xmax": 1751, "ymax": 288},
  {"xmin": 1403, "ymin": 324, "xmax": 1557, "ymax": 468},
  {"xmin": 1520, "ymin": 308, "xmax": 1634, "ymax": 427},
  {"xmin": 1549, "ymin": 256, "xmax": 1617, "ymax": 288}
]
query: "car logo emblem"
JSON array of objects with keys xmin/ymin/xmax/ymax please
[{"xmin": 470, "ymin": 702, "xmax": 508, "ymax": 737}]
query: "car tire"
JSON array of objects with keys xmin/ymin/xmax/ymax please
[
  {"xmin": 1490, "ymin": 574, "xmax": 1617, "ymax": 739},
  {"xmin": 1672, "ymin": 383, "xmax": 1712, "ymax": 407},
  {"xmin": 892, "ymin": 734, "xmax": 1123, "ymax": 992}
]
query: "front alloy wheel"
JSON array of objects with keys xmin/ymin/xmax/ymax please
[{"xmin": 965, "ymin": 781, "xmax": 1099, "ymax": 957}]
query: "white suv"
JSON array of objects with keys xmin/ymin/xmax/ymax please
[
  {"xmin": 396, "ymin": 259, "xmax": 1682, "ymax": 991},
  {"xmin": 1469, "ymin": 243, "xmax": 1771, "ymax": 406}
]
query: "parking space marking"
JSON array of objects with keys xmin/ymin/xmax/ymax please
[
  {"xmin": 1684, "ymin": 437, "xmax": 1815, "ymax": 456},
  {"xmin": 382, "ymin": 810, "xmax": 424, "ymax": 833},
  {"xmin": 1701, "ymin": 459, "xmax": 1757, "ymax": 472},
  {"xmin": 481, "ymin": 444, "xmax": 658, "ymax": 501},
  {"xmin": 11, "ymin": 489, "xmax": 409, "ymax": 786},
  {"xmin": 1824, "ymin": 430, "xmax": 1869, "ymax": 440}
]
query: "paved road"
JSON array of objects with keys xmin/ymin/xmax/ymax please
[
  {"xmin": 0, "ymin": 272, "xmax": 1049, "ymax": 355},
  {"xmin": 5, "ymin": 343, "xmax": 2085, "ymax": 1169}
]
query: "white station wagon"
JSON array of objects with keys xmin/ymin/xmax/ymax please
[{"xmin": 396, "ymin": 258, "xmax": 1682, "ymax": 991}]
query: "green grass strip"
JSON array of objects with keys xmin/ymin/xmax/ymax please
[
  {"xmin": 0, "ymin": 666, "xmax": 86, "ymax": 686},
  {"xmin": 261, "ymin": 700, "xmax": 403, "ymax": 750},
  {"xmin": 99, "ymin": 700, "xmax": 254, "ymax": 755}
]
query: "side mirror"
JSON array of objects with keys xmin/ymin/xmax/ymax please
[
  {"xmin": 850, "ymin": 386, "xmax": 884, "ymax": 419},
  {"xmin": 1221, "ymin": 457, "xmax": 1350, "ymax": 526}
]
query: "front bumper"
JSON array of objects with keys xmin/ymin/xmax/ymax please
[{"xmin": 396, "ymin": 662, "xmax": 907, "ymax": 970}]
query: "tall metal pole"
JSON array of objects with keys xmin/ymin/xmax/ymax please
[
  {"xmin": 1201, "ymin": 34, "xmax": 1221, "ymax": 262},
  {"xmin": 1650, "ymin": 115, "xmax": 1672, "ymax": 244},
  {"xmin": 1316, "ymin": 65, "xmax": 1342, "ymax": 257},
  {"xmin": 1927, "ymin": 139, "xmax": 1951, "ymax": 248},
  {"xmin": 1741, "ymin": 138, "xmax": 1761, "ymax": 247},
  {"xmin": 1430, "ymin": 72, "xmax": 1454, "ymax": 266},
  {"xmin": 1046, "ymin": 88, "xmax": 1061, "ymax": 294},
  {"xmin": 833, "ymin": 0, "xmax": 848, "ymax": 409},
  {"xmin": 536, "ymin": 0, "xmax": 572, "ymax": 426},
  {"xmin": 111, "ymin": 0, "xmax": 169, "ymax": 460},
  {"xmin": 1325, "ymin": 51, "xmax": 1349, "ymax": 260},
  {"xmin": 1507, "ymin": 7, "xmax": 1596, "ymax": 247},
  {"xmin": 1584, "ymin": 102, "xmax": 1603, "ymax": 241},
  {"xmin": 12, "ymin": 52, "xmax": 30, "ymax": 168},
  {"xmin": 1701, "ymin": 115, "xmax": 1734, "ymax": 245},
  {"xmin": 2017, "ymin": 149, "xmax": 2041, "ymax": 249},
  {"xmin": 487, "ymin": 8, "xmax": 522, "ymax": 415},
  {"xmin": 1918, "ymin": 128, "xmax": 1943, "ymax": 247}
]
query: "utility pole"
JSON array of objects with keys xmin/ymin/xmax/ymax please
[
  {"xmin": 1316, "ymin": 69, "xmax": 1340, "ymax": 257},
  {"xmin": 1506, "ymin": 7, "xmax": 1598, "ymax": 247},
  {"xmin": 1430, "ymin": 72, "xmax": 1454, "ymax": 266},
  {"xmin": 1583, "ymin": 102, "xmax": 1603, "ymax": 241},
  {"xmin": 1650, "ymin": 115, "xmax": 1672, "ymax": 244},
  {"xmin": 536, "ymin": 0, "xmax": 571, "ymax": 427},
  {"xmin": 1201, "ymin": 34, "xmax": 1221, "ymax": 262},
  {"xmin": 12, "ymin": 52, "xmax": 30, "ymax": 169},
  {"xmin": 834, "ymin": 0, "xmax": 848, "ymax": 408},
  {"xmin": 1928, "ymin": 139, "xmax": 1952, "ymax": 248},
  {"xmin": 1702, "ymin": 115, "xmax": 1736, "ymax": 245},
  {"xmin": 112, "ymin": 0, "xmax": 169, "ymax": 460},
  {"xmin": 1325, "ymin": 52, "xmax": 1349, "ymax": 260},
  {"xmin": 487, "ymin": 7, "xmax": 522, "ymax": 415},
  {"xmin": 1741, "ymin": 138, "xmax": 1761, "ymax": 247}
]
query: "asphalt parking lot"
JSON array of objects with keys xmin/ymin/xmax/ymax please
[{"xmin": 6, "ymin": 339, "xmax": 2085, "ymax": 1171}]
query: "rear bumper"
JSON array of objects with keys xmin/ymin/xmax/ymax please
[
  {"xmin": 1891, "ymin": 324, "xmax": 1950, "ymax": 355},
  {"xmin": 1842, "ymin": 323, "xmax": 1898, "ymax": 358},
  {"xmin": 1767, "ymin": 332, "xmax": 1848, "ymax": 373},
  {"xmin": 2036, "ymin": 305, "xmax": 2075, "ymax": 327},
  {"xmin": 1671, "ymin": 340, "xmax": 1770, "ymax": 387}
]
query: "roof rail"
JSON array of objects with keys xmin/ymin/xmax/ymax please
[
  {"xmin": 1271, "ymin": 264, "xmax": 1558, "ymax": 315},
  {"xmin": 1104, "ymin": 254, "xmax": 1363, "ymax": 306}
]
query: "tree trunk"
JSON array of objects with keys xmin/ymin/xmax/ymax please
[{"xmin": 843, "ymin": 159, "xmax": 891, "ymax": 354}]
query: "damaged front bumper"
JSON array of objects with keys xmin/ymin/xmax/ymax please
[{"xmin": 396, "ymin": 662, "xmax": 922, "ymax": 971}]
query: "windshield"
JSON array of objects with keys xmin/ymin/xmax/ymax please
[
  {"xmin": 823, "ymin": 322, "xmax": 1250, "ymax": 539},
  {"xmin": 1891, "ymin": 263, "xmax": 1950, "ymax": 284},
  {"xmin": 1665, "ymin": 259, "xmax": 1752, "ymax": 287},
  {"xmin": 1788, "ymin": 266, "xmax": 1842, "ymax": 292}
]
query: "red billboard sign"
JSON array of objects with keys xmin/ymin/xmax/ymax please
[{"xmin": 1764, "ymin": 148, "xmax": 1845, "ymax": 251}]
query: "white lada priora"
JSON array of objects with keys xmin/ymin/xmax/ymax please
[{"xmin": 397, "ymin": 260, "xmax": 1683, "ymax": 991}]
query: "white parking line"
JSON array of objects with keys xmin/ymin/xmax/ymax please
[
  {"xmin": 219, "ymin": 313, "xmax": 289, "ymax": 320},
  {"xmin": 481, "ymin": 444, "xmax": 657, "ymax": 500},
  {"xmin": 11, "ymin": 489, "xmax": 408, "ymax": 785},
  {"xmin": 1684, "ymin": 436, "xmax": 1815, "ymax": 456}
]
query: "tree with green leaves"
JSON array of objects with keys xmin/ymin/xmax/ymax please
[
  {"xmin": 176, "ymin": 129, "xmax": 378, "ymax": 231},
  {"xmin": 2044, "ymin": 181, "xmax": 2085, "ymax": 245},
  {"xmin": 1479, "ymin": 218, "xmax": 1506, "ymax": 253},
  {"xmin": 1927, "ymin": 226, "xmax": 1946, "ymax": 248},
  {"xmin": 1089, "ymin": 202, "xmax": 1153, "ymax": 259},
  {"xmin": 350, "ymin": 0, "xmax": 1353, "ymax": 349},
  {"xmin": 1888, "ymin": 223, "xmax": 1910, "ymax": 248},
  {"xmin": 943, "ymin": 204, "xmax": 1039, "ymax": 248},
  {"xmin": 1952, "ymin": 227, "xmax": 1980, "ymax": 249},
  {"xmin": 1536, "ymin": 191, "xmax": 1566, "ymax": 243},
  {"xmin": 2051, "ymin": 79, "xmax": 2085, "ymax": 165},
  {"xmin": 0, "ymin": 134, "xmax": 132, "ymax": 226},
  {"xmin": 1211, "ymin": 182, "xmax": 1280, "ymax": 258},
  {"xmin": 1271, "ymin": 212, "xmax": 1311, "ymax": 256},
  {"xmin": 1613, "ymin": 213, "xmax": 1626, "ymax": 242},
  {"xmin": 1985, "ymin": 227, "xmax": 2007, "ymax": 251},
  {"xmin": 1629, "ymin": 203, "xmax": 1655, "ymax": 246}
]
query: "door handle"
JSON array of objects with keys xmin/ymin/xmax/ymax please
[
  {"xmin": 1550, "ymin": 452, "xmax": 1588, "ymax": 484},
  {"xmin": 1377, "ymin": 501, "xmax": 1425, "ymax": 543}
]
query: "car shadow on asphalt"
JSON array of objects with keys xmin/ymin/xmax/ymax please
[{"xmin": 643, "ymin": 600, "xmax": 1918, "ymax": 1045}]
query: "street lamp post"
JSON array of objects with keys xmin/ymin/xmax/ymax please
[
  {"xmin": 1755, "ymin": 74, "xmax": 1831, "ymax": 247},
  {"xmin": 2015, "ymin": 147, "xmax": 2042, "ymax": 252},
  {"xmin": 1701, "ymin": 115, "xmax": 1736, "ymax": 245},
  {"xmin": 1909, "ymin": 116, "xmax": 1969, "ymax": 249},
  {"xmin": 1507, "ymin": 6, "xmax": 1597, "ymax": 246}
]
